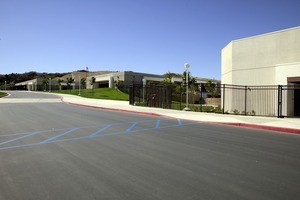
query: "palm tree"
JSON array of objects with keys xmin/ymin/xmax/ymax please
[
  {"xmin": 182, "ymin": 70, "xmax": 196, "ymax": 109},
  {"xmin": 182, "ymin": 71, "xmax": 196, "ymax": 89},
  {"xmin": 162, "ymin": 71, "xmax": 175, "ymax": 84}
]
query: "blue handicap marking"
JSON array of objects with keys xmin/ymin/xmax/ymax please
[
  {"xmin": 0, "ymin": 131, "xmax": 40, "ymax": 146},
  {"xmin": 125, "ymin": 122, "xmax": 139, "ymax": 133},
  {"xmin": 0, "ymin": 118, "xmax": 201, "ymax": 151},
  {"xmin": 39, "ymin": 128, "xmax": 79, "ymax": 144},
  {"xmin": 155, "ymin": 119, "xmax": 161, "ymax": 128},
  {"xmin": 89, "ymin": 125, "xmax": 112, "ymax": 138},
  {"xmin": 177, "ymin": 119, "xmax": 182, "ymax": 126}
]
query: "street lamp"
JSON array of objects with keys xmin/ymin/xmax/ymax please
[
  {"xmin": 142, "ymin": 78, "xmax": 146, "ymax": 103},
  {"xmin": 183, "ymin": 63, "xmax": 191, "ymax": 111},
  {"xmin": 78, "ymin": 76, "xmax": 81, "ymax": 95}
]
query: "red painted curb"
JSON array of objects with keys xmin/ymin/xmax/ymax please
[
  {"xmin": 62, "ymin": 98, "xmax": 163, "ymax": 117},
  {"xmin": 60, "ymin": 97, "xmax": 300, "ymax": 135},
  {"xmin": 215, "ymin": 122, "xmax": 300, "ymax": 134}
]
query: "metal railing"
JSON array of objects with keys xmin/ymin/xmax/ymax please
[{"xmin": 129, "ymin": 83, "xmax": 300, "ymax": 118}]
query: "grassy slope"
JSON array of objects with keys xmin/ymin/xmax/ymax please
[
  {"xmin": 53, "ymin": 88, "xmax": 129, "ymax": 101},
  {"xmin": 0, "ymin": 92, "xmax": 7, "ymax": 98}
]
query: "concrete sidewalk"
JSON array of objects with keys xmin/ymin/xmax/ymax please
[{"xmin": 52, "ymin": 93, "xmax": 300, "ymax": 134}]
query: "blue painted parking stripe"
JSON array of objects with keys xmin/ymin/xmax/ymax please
[
  {"xmin": 0, "ymin": 118, "xmax": 174, "ymax": 137},
  {"xmin": 125, "ymin": 122, "xmax": 138, "ymax": 133},
  {"xmin": 107, "ymin": 122, "xmax": 200, "ymax": 136},
  {"xmin": 0, "ymin": 125, "xmax": 98, "ymax": 137},
  {"xmin": 0, "ymin": 121, "xmax": 202, "ymax": 151},
  {"xmin": 0, "ymin": 131, "xmax": 45, "ymax": 137},
  {"xmin": 136, "ymin": 122, "xmax": 198, "ymax": 134},
  {"xmin": 0, "ymin": 142, "xmax": 44, "ymax": 151},
  {"xmin": 155, "ymin": 119, "xmax": 161, "ymax": 128},
  {"xmin": 177, "ymin": 119, "xmax": 182, "ymax": 126},
  {"xmin": 39, "ymin": 128, "xmax": 79, "ymax": 144},
  {"xmin": 0, "ymin": 131, "xmax": 40, "ymax": 146},
  {"xmin": 89, "ymin": 125, "xmax": 112, "ymax": 138}
]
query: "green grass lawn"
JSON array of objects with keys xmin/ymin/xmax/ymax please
[
  {"xmin": 52, "ymin": 88, "xmax": 129, "ymax": 101},
  {"xmin": 0, "ymin": 92, "xmax": 7, "ymax": 98}
]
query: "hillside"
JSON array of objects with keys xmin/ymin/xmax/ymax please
[{"xmin": 0, "ymin": 70, "xmax": 115, "ymax": 89}]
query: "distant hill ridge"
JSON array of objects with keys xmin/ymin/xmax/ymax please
[{"xmin": 0, "ymin": 70, "xmax": 115, "ymax": 86}]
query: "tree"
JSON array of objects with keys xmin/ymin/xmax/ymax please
[
  {"xmin": 162, "ymin": 71, "xmax": 176, "ymax": 84},
  {"xmin": 57, "ymin": 79, "xmax": 64, "ymax": 90},
  {"xmin": 41, "ymin": 79, "xmax": 48, "ymax": 91},
  {"xmin": 114, "ymin": 76, "xmax": 123, "ymax": 90},
  {"xmin": 204, "ymin": 80, "xmax": 219, "ymax": 97},
  {"xmin": 80, "ymin": 78, "xmax": 86, "ymax": 88},
  {"xmin": 182, "ymin": 70, "xmax": 197, "ymax": 105},
  {"xmin": 90, "ymin": 77, "xmax": 96, "ymax": 94},
  {"xmin": 90, "ymin": 77, "xmax": 96, "ymax": 87},
  {"xmin": 182, "ymin": 71, "xmax": 196, "ymax": 89},
  {"xmin": 66, "ymin": 77, "xmax": 75, "ymax": 89}
]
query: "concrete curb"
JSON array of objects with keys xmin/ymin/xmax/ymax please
[
  {"xmin": 59, "ymin": 96, "xmax": 300, "ymax": 135},
  {"xmin": 216, "ymin": 122, "xmax": 300, "ymax": 134},
  {"xmin": 66, "ymin": 102, "xmax": 163, "ymax": 117}
]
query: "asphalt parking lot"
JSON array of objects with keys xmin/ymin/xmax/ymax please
[{"xmin": 1, "ymin": 91, "xmax": 300, "ymax": 200}]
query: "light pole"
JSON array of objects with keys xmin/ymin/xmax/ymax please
[
  {"xmin": 78, "ymin": 76, "xmax": 81, "ymax": 95},
  {"xmin": 5, "ymin": 81, "xmax": 7, "ymax": 90},
  {"xmin": 183, "ymin": 63, "xmax": 191, "ymax": 111}
]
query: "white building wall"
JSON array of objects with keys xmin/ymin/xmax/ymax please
[
  {"xmin": 222, "ymin": 26, "xmax": 300, "ymax": 85},
  {"xmin": 275, "ymin": 62, "xmax": 300, "ymax": 85},
  {"xmin": 221, "ymin": 26, "xmax": 300, "ymax": 116},
  {"xmin": 221, "ymin": 42, "xmax": 233, "ymax": 84}
]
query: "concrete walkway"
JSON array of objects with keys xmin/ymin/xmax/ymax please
[{"xmin": 52, "ymin": 93, "xmax": 300, "ymax": 134}]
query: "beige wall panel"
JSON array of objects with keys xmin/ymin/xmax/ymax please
[
  {"xmin": 275, "ymin": 62, "xmax": 300, "ymax": 85},
  {"xmin": 232, "ymin": 67, "xmax": 275, "ymax": 85}
]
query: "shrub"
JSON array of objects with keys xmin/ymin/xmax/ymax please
[
  {"xmin": 233, "ymin": 109, "xmax": 240, "ymax": 115},
  {"xmin": 214, "ymin": 106, "xmax": 223, "ymax": 113}
]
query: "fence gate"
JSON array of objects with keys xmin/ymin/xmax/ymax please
[{"xmin": 129, "ymin": 84, "xmax": 173, "ymax": 109}]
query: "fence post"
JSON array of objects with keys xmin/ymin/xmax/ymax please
[
  {"xmin": 277, "ymin": 85, "xmax": 283, "ymax": 118},
  {"xmin": 129, "ymin": 84, "xmax": 134, "ymax": 105},
  {"xmin": 200, "ymin": 83, "xmax": 203, "ymax": 112},
  {"xmin": 180, "ymin": 84, "xmax": 182, "ymax": 110},
  {"xmin": 245, "ymin": 86, "xmax": 247, "ymax": 115},
  {"xmin": 222, "ymin": 84, "xmax": 225, "ymax": 114},
  {"xmin": 138, "ymin": 85, "xmax": 141, "ymax": 104}
]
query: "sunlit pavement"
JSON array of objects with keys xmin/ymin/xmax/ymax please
[{"xmin": 48, "ymin": 92, "xmax": 300, "ymax": 134}]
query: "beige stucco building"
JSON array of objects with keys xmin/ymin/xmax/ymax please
[
  {"xmin": 221, "ymin": 26, "xmax": 300, "ymax": 117},
  {"xmin": 222, "ymin": 26, "xmax": 300, "ymax": 85},
  {"xmin": 86, "ymin": 71, "xmax": 219, "ymax": 89},
  {"xmin": 86, "ymin": 71, "xmax": 164, "ymax": 89}
]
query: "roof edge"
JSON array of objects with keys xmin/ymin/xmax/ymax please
[{"xmin": 232, "ymin": 26, "xmax": 300, "ymax": 43}]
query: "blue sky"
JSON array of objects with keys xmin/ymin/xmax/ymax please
[{"xmin": 0, "ymin": 0, "xmax": 299, "ymax": 79}]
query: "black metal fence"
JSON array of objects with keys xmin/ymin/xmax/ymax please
[
  {"xmin": 129, "ymin": 84, "xmax": 173, "ymax": 109},
  {"xmin": 129, "ymin": 84, "xmax": 300, "ymax": 118}
]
